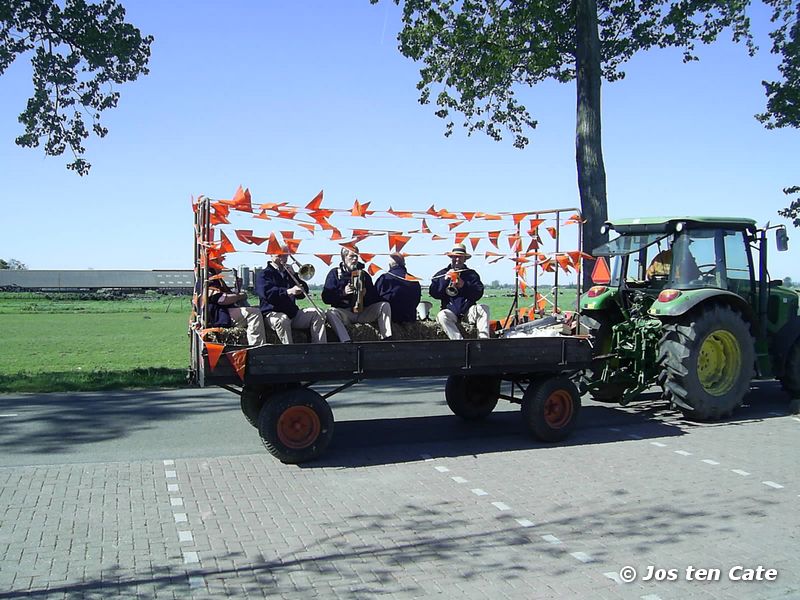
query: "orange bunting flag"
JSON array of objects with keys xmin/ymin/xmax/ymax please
[
  {"xmin": 484, "ymin": 251, "xmax": 502, "ymax": 258},
  {"xmin": 388, "ymin": 207, "xmax": 414, "ymax": 218},
  {"xmin": 315, "ymin": 254, "xmax": 334, "ymax": 265},
  {"xmin": 469, "ymin": 236, "xmax": 481, "ymax": 250},
  {"xmin": 528, "ymin": 218, "xmax": 545, "ymax": 233},
  {"xmin": 527, "ymin": 238, "xmax": 540, "ymax": 252},
  {"xmin": 276, "ymin": 208, "xmax": 298, "ymax": 220},
  {"xmin": 426, "ymin": 205, "xmax": 439, "ymax": 217},
  {"xmin": 388, "ymin": 233, "xmax": 412, "ymax": 252},
  {"xmin": 226, "ymin": 186, "xmax": 253, "ymax": 213},
  {"xmin": 431, "ymin": 234, "xmax": 447, "ymax": 241},
  {"xmin": 404, "ymin": 273, "xmax": 422, "ymax": 281},
  {"xmin": 454, "ymin": 232, "xmax": 468, "ymax": 245},
  {"xmin": 366, "ymin": 263, "xmax": 381, "ymax": 276},
  {"xmin": 540, "ymin": 258, "xmax": 555, "ymax": 272},
  {"xmin": 266, "ymin": 232, "xmax": 283, "ymax": 255},
  {"xmin": 219, "ymin": 231, "xmax": 236, "ymax": 255},
  {"xmin": 448, "ymin": 221, "xmax": 464, "ymax": 230},
  {"xmin": 255, "ymin": 210, "xmax": 271, "ymax": 220},
  {"xmin": 351, "ymin": 199, "xmax": 373, "ymax": 217},
  {"xmin": 536, "ymin": 292, "xmax": 548, "ymax": 312},
  {"xmin": 488, "ymin": 255, "xmax": 504, "ymax": 264},
  {"xmin": 556, "ymin": 254, "xmax": 572, "ymax": 273},
  {"xmin": 515, "ymin": 265, "xmax": 528, "ymax": 279},
  {"xmin": 299, "ymin": 223, "xmax": 316, "ymax": 233},
  {"xmin": 508, "ymin": 234, "xmax": 522, "ymax": 252},
  {"xmin": 360, "ymin": 253, "xmax": 375, "ymax": 262},
  {"xmin": 310, "ymin": 209, "xmax": 334, "ymax": 222},
  {"xmin": 480, "ymin": 213, "xmax": 503, "ymax": 221},
  {"xmin": 284, "ymin": 238, "xmax": 302, "ymax": 253},
  {"xmin": 519, "ymin": 280, "xmax": 529, "ymax": 297},
  {"xmin": 329, "ymin": 228, "xmax": 343, "ymax": 241},
  {"xmin": 564, "ymin": 213, "xmax": 584, "ymax": 225},
  {"xmin": 340, "ymin": 241, "xmax": 359, "ymax": 253},
  {"xmin": 462, "ymin": 211, "xmax": 476, "ymax": 221},
  {"xmin": 546, "ymin": 226, "xmax": 558, "ymax": 239},
  {"xmin": 306, "ymin": 190, "xmax": 324, "ymax": 210},
  {"xmin": 258, "ymin": 201, "xmax": 287, "ymax": 211},
  {"xmin": 280, "ymin": 230, "xmax": 295, "ymax": 242},
  {"xmin": 209, "ymin": 203, "xmax": 230, "ymax": 225},
  {"xmin": 205, "ymin": 343, "xmax": 225, "ymax": 371},
  {"xmin": 512, "ymin": 213, "xmax": 527, "ymax": 225},
  {"xmin": 420, "ymin": 219, "xmax": 431, "ymax": 234},
  {"xmin": 227, "ymin": 349, "xmax": 247, "ymax": 381},
  {"xmin": 567, "ymin": 251, "xmax": 593, "ymax": 271},
  {"xmin": 235, "ymin": 230, "xmax": 269, "ymax": 245},
  {"xmin": 437, "ymin": 208, "xmax": 459, "ymax": 219},
  {"xmin": 488, "ymin": 231, "xmax": 501, "ymax": 248}
]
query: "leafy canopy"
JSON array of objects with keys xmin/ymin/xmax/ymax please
[{"xmin": 0, "ymin": 0, "xmax": 152, "ymax": 174}]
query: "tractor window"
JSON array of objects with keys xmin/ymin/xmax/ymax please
[{"xmin": 670, "ymin": 229, "xmax": 752, "ymax": 292}]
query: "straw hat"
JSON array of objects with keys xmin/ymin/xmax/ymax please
[{"xmin": 446, "ymin": 243, "xmax": 471, "ymax": 259}]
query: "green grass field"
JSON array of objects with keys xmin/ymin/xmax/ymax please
[{"xmin": 0, "ymin": 288, "xmax": 577, "ymax": 393}]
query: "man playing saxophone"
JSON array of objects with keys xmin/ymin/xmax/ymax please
[
  {"xmin": 322, "ymin": 246, "xmax": 393, "ymax": 340},
  {"xmin": 430, "ymin": 243, "xmax": 491, "ymax": 339}
]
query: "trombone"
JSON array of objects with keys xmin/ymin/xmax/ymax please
[{"xmin": 283, "ymin": 256, "xmax": 328, "ymax": 321}]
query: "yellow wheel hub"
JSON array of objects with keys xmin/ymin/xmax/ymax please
[{"xmin": 697, "ymin": 329, "xmax": 741, "ymax": 396}]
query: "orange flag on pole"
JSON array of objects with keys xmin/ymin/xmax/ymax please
[
  {"xmin": 227, "ymin": 349, "xmax": 247, "ymax": 381},
  {"xmin": 454, "ymin": 232, "xmax": 468, "ymax": 245},
  {"xmin": 488, "ymin": 231, "xmax": 501, "ymax": 248},
  {"xmin": 315, "ymin": 254, "xmax": 334, "ymax": 265},
  {"xmin": 205, "ymin": 343, "xmax": 224, "ymax": 371},
  {"xmin": 366, "ymin": 263, "xmax": 381, "ymax": 276},
  {"xmin": 306, "ymin": 190, "xmax": 324, "ymax": 210}
]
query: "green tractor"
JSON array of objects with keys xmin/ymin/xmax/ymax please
[{"xmin": 579, "ymin": 216, "xmax": 800, "ymax": 420}]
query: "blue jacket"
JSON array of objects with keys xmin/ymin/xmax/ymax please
[
  {"xmin": 375, "ymin": 266, "xmax": 421, "ymax": 323},
  {"xmin": 206, "ymin": 278, "xmax": 233, "ymax": 327},
  {"xmin": 429, "ymin": 264, "xmax": 484, "ymax": 318},
  {"xmin": 322, "ymin": 261, "xmax": 379, "ymax": 309},
  {"xmin": 255, "ymin": 263, "xmax": 307, "ymax": 319}
]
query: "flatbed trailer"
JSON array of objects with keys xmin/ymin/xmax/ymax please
[{"xmin": 190, "ymin": 334, "xmax": 593, "ymax": 463}]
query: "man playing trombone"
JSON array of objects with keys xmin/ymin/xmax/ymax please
[
  {"xmin": 322, "ymin": 246, "xmax": 393, "ymax": 340},
  {"xmin": 430, "ymin": 243, "xmax": 491, "ymax": 339},
  {"xmin": 256, "ymin": 246, "xmax": 349, "ymax": 344}
]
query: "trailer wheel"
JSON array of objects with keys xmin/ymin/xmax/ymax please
[
  {"xmin": 258, "ymin": 388, "xmax": 334, "ymax": 464},
  {"xmin": 240, "ymin": 385, "xmax": 267, "ymax": 427},
  {"xmin": 445, "ymin": 375, "xmax": 500, "ymax": 420},
  {"xmin": 521, "ymin": 376, "xmax": 580, "ymax": 442}
]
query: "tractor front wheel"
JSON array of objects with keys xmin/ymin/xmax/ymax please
[{"xmin": 658, "ymin": 305, "xmax": 754, "ymax": 421}]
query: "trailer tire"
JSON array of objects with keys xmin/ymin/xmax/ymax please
[
  {"xmin": 779, "ymin": 338, "xmax": 800, "ymax": 400},
  {"xmin": 659, "ymin": 304, "xmax": 754, "ymax": 421},
  {"xmin": 521, "ymin": 376, "xmax": 580, "ymax": 442},
  {"xmin": 240, "ymin": 385, "xmax": 267, "ymax": 427},
  {"xmin": 445, "ymin": 375, "xmax": 500, "ymax": 420},
  {"xmin": 258, "ymin": 388, "xmax": 334, "ymax": 464}
]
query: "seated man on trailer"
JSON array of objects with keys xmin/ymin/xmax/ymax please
[
  {"xmin": 256, "ymin": 246, "xmax": 349, "ymax": 344},
  {"xmin": 430, "ymin": 243, "xmax": 491, "ymax": 339},
  {"xmin": 375, "ymin": 253, "xmax": 422, "ymax": 323},
  {"xmin": 322, "ymin": 246, "xmax": 393, "ymax": 340},
  {"xmin": 206, "ymin": 268, "xmax": 268, "ymax": 346}
]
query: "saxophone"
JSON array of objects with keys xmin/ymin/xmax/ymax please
[{"xmin": 351, "ymin": 270, "xmax": 365, "ymax": 313}]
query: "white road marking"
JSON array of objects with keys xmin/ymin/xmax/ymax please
[
  {"xmin": 188, "ymin": 576, "xmax": 205, "ymax": 588},
  {"xmin": 167, "ymin": 483, "xmax": 179, "ymax": 492},
  {"xmin": 491, "ymin": 502, "xmax": 511, "ymax": 511},
  {"xmin": 541, "ymin": 534, "xmax": 561, "ymax": 544},
  {"xmin": 163, "ymin": 459, "xmax": 175, "ymax": 466},
  {"xmin": 570, "ymin": 551, "xmax": 593, "ymax": 563},
  {"xmin": 674, "ymin": 450, "xmax": 692, "ymax": 456},
  {"xmin": 178, "ymin": 531, "xmax": 193, "ymax": 543},
  {"xmin": 516, "ymin": 519, "xmax": 535, "ymax": 528},
  {"xmin": 165, "ymin": 470, "xmax": 177, "ymax": 478},
  {"xmin": 628, "ymin": 433, "xmax": 643, "ymax": 439},
  {"xmin": 763, "ymin": 481, "xmax": 784, "ymax": 489},
  {"xmin": 641, "ymin": 595, "xmax": 664, "ymax": 600},
  {"xmin": 608, "ymin": 427, "xmax": 622, "ymax": 432},
  {"xmin": 174, "ymin": 513, "xmax": 188, "ymax": 523},
  {"xmin": 471, "ymin": 488, "xmax": 488, "ymax": 496},
  {"xmin": 793, "ymin": 418, "xmax": 800, "ymax": 424},
  {"xmin": 604, "ymin": 571, "xmax": 623, "ymax": 584},
  {"xmin": 420, "ymin": 453, "xmax": 433, "ymax": 461},
  {"xmin": 171, "ymin": 498, "xmax": 184, "ymax": 507},
  {"xmin": 434, "ymin": 466, "xmax": 450, "ymax": 473},
  {"xmin": 731, "ymin": 469, "xmax": 750, "ymax": 476},
  {"xmin": 183, "ymin": 551, "xmax": 200, "ymax": 564},
  {"xmin": 451, "ymin": 476, "xmax": 468, "ymax": 483},
  {"xmin": 0, "ymin": 414, "xmax": 19, "ymax": 418},
  {"xmin": 650, "ymin": 442, "xmax": 667, "ymax": 447},
  {"xmin": 701, "ymin": 459, "xmax": 720, "ymax": 465}
]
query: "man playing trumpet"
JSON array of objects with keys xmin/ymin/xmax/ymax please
[
  {"xmin": 322, "ymin": 246, "xmax": 393, "ymax": 340},
  {"xmin": 256, "ymin": 246, "xmax": 349, "ymax": 344},
  {"xmin": 430, "ymin": 243, "xmax": 491, "ymax": 339}
]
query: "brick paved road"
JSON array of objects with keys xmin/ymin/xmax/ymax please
[{"xmin": 0, "ymin": 381, "xmax": 797, "ymax": 599}]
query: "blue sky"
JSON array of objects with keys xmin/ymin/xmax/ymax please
[{"xmin": 0, "ymin": 1, "xmax": 797, "ymax": 282}]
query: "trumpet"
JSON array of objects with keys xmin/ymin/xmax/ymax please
[{"xmin": 445, "ymin": 270, "xmax": 461, "ymax": 297}]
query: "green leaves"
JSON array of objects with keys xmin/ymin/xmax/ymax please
[{"xmin": 1, "ymin": 0, "xmax": 152, "ymax": 174}]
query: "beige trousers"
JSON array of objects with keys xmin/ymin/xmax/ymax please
[
  {"xmin": 437, "ymin": 304, "xmax": 491, "ymax": 340},
  {"xmin": 264, "ymin": 308, "xmax": 327, "ymax": 344},
  {"xmin": 329, "ymin": 301, "xmax": 393, "ymax": 339},
  {"xmin": 228, "ymin": 306, "xmax": 268, "ymax": 346}
]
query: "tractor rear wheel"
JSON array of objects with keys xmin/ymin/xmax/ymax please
[
  {"xmin": 579, "ymin": 314, "xmax": 625, "ymax": 402},
  {"xmin": 779, "ymin": 339, "xmax": 800, "ymax": 414},
  {"xmin": 658, "ymin": 304, "xmax": 754, "ymax": 421}
]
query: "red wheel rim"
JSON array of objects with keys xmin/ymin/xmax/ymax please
[
  {"xmin": 543, "ymin": 390, "xmax": 573, "ymax": 429},
  {"xmin": 277, "ymin": 406, "xmax": 321, "ymax": 449}
]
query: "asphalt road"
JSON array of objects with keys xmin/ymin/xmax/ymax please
[{"xmin": 0, "ymin": 380, "xmax": 798, "ymax": 599}]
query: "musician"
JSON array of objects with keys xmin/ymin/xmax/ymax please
[
  {"xmin": 375, "ymin": 253, "xmax": 422, "ymax": 323},
  {"xmin": 429, "ymin": 243, "xmax": 491, "ymax": 339},
  {"xmin": 206, "ymin": 268, "xmax": 268, "ymax": 346},
  {"xmin": 256, "ymin": 247, "xmax": 349, "ymax": 344},
  {"xmin": 322, "ymin": 246, "xmax": 393, "ymax": 340}
]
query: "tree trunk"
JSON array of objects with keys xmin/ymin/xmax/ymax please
[{"xmin": 575, "ymin": 0, "xmax": 608, "ymax": 290}]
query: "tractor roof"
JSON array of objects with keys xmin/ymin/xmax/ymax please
[{"xmin": 608, "ymin": 216, "xmax": 757, "ymax": 234}]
